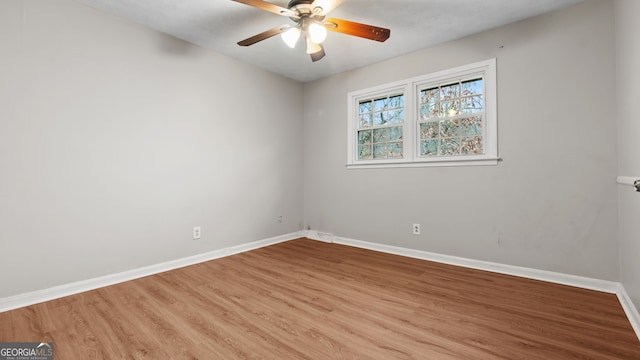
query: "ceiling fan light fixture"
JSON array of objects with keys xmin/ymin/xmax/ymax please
[
  {"xmin": 308, "ymin": 22, "xmax": 327, "ymax": 44},
  {"xmin": 233, "ymin": 0, "xmax": 390, "ymax": 62},
  {"xmin": 281, "ymin": 26, "xmax": 301, "ymax": 48},
  {"xmin": 306, "ymin": 36, "xmax": 322, "ymax": 54}
]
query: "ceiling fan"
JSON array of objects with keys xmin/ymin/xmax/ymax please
[{"xmin": 232, "ymin": 0, "xmax": 391, "ymax": 62}]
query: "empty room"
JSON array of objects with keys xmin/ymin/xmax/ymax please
[{"xmin": 1, "ymin": 0, "xmax": 640, "ymax": 358}]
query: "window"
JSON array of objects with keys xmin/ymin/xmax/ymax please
[
  {"xmin": 418, "ymin": 78, "xmax": 484, "ymax": 157},
  {"xmin": 347, "ymin": 59, "xmax": 498, "ymax": 168},
  {"xmin": 357, "ymin": 93, "xmax": 405, "ymax": 160}
]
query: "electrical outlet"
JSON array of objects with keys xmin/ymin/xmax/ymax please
[
  {"xmin": 412, "ymin": 223, "xmax": 421, "ymax": 235},
  {"xmin": 193, "ymin": 226, "xmax": 201, "ymax": 240},
  {"xmin": 278, "ymin": 215, "xmax": 283, "ymax": 223}
]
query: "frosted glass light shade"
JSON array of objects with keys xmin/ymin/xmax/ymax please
[
  {"xmin": 281, "ymin": 27, "xmax": 301, "ymax": 48},
  {"xmin": 308, "ymin": 22, "xmax": 327, "ymax": 44}
]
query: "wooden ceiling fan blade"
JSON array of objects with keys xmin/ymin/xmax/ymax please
[
  {"xmin": 325, "ymin": 18, "xmax": 390, "ymax": 42},
  {"xmin": 310, "ymin": 45, "xmax": 326, "ymax": 62},
  {"xmin": 311, "ymin": 0, "xmax": 343, "ymax": 15},
  {"xmin": 232, "ymin": 0, "xmax": 297, "ymax": 18},
  {"xmin": 237, "ymin": 25, "xmax": 291, "ymax": 46}
]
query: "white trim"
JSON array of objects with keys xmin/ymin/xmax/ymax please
[
  {"xmin": 347, "ymin": 84, "xmax": 410, "ymax": 165},
  {"xmin": 347, "ymin": 157, "xmax": 500, "ymax": 169},
  {"xmin": 0, "ymin": 231, "xmax": 305, "ymax": 313},
  {"xmin": 3, "ymin": 230, "xmax": 638, "ymax": 342},
  {"xmin": 347, "ymin": 58, "xmax": 498, "ymax": 168},
  {"xmin": 618, "ymin": 285, "xmax": 640, "ymax": 342},
  {"xmin": 330, "ymin": 235, "xmax": 619, "ymax": 293},
  {"xmin": 315, "ymin": 234, "xmax": 640, "ymax": 341}
]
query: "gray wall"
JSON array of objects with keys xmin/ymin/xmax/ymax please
[
  {"xmin": 0, "ymin": 0, "xmax": 631, "ymax": 303},
  {"xmin": 616, "ymin": 0, "xmax": 640, "ymax": 309},
  {"xmin": 303, "ymin": 0, "xmax": 619, "ymax": 280},
  {"xmin": 0, "ymin": 0, "xmax": 304, "ymax": 298}
]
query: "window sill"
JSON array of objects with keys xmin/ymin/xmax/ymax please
[{"xmin": 346, "ymin": 157, "xmax": 501, "ymax": 169}]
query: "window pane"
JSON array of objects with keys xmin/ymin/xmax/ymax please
[
  {"xmin": 388, "ymin": 143, "xmax": 403, "ymax": 158},
  {"xmin": 420, "ymin": 87, "xmax": 439, "ymax": 104},
  {"xmin": 439, "ymin": 138, "xmax": 461, "ymax": 156},
  {"xmin": 358, "ymin": 145, "xmax": 373, "ymax": 160},
  {"xmin": 373, "ymin": 144, "xmax": 387, "ymax": 159},
  {"xmin": 374, "ymin": 98, "xmax": 388, "ymax": 112},
  {"xmin": 461, "ymin": 95, "xmax": 483, "ymax": 113},
  {"xmin": 461, "ymin": 136, "xmax": 483, "ymax": 155},
  {"xmin": 359, "ymin": 101, "xmax": 372, "ymax": 114},
  {"xmin": 354, "ymin": 92, "xmax": 406, "ymax": 162},
  {"xmin": 389, "ymin": 94, "xmax": 404, "ymax": 109},
  {"xmin": 440, "ymin": 100, "xmax": 460, "ymax": 117},
  {"xmin": 388, "ymin": 126, "xmax": 403, "ymax": 142},
  {"xmin": 420, "ymin": 104, "xmax": 438, "ymax": 120},
  {"xmin": 460, "ymin": 116, "xmax": 482, "ymax": 136},
  {"xmin": 373, "ymin": 128, "xmax": 388, "ymax": 143},
  {"xmin": 358, "ymin": 130, "xmax": 372, "ymax": 144},
  {"xmin": 420, "ymin": 122, "xmax": 439, "ymax": 139},
  {"xmin": 461, "ymin": 78, "xmax": 483, "ymax": 96},
  {"xmin": 388, "ymin": 109, "xmax": 404, "ymax": 124},
  {"xmin": 373, "ymin": 111, "xmax": 388, "ymax": 126},
  {"xmin": 440, "ymin": 119, "xmax": 460, "ymax": 137},
  {"xmin": 420, "ymin": 140, "xmax": 438, "ymax": 156},
  {"xmin": 419, "ymin": 104, "xmax": 428, "ymax": 119},
  {"xmin": 359, "ymin": 113, "xmax": 372, "ymax": 128},
  {"xmin": 440, "ymin": 83, "xmax": 460, "ymax": 100}
]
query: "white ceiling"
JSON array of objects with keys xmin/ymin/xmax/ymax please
[{"xmin": 80, "ymin": 0, "xmax": 584, "ymax": 82}]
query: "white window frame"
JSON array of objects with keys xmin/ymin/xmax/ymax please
[{"xmin": 347, "ymin": 59, "xmax": 498, "ymax": 168}]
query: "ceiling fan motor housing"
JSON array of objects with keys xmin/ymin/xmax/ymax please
[
  {"xmin": 288, "ymin": 0, "xmax": 323, "ymax": 19},
  {"xmin": 288, "ymin": 0, "xmax": 314, "ymax": 8}
]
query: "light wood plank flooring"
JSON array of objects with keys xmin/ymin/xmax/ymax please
[{"xmin": 1, "ymin": 238, "xmax": 639, "ymax": 359}]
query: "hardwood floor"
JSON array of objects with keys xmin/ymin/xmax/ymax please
[{"xmin": 1, "ymin": 238, "xmax": 639, "ymax": 359}]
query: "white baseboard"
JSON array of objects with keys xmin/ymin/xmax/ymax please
[
  {"xmin": 617, "ymin": 286, "xmax": 640, "ymax": 341},
  {"xmin": 0, "ymin": 231, "xmax": 306, "ymax": 313},
  {"xmin": 3, "ymin": 230, "xmax": 639, "ymax": 342},
  {"xmin": 301, "ymin": 232, "xmax": 640, "ymax": 342},
  {"xmin": 330, "ymin": 235, "xmax": 620, "ymax": 293}
]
